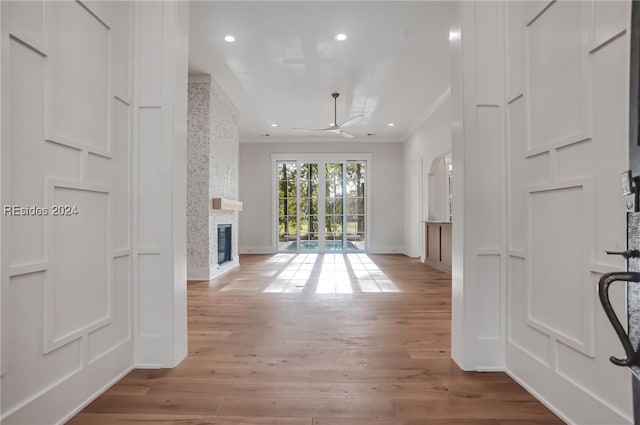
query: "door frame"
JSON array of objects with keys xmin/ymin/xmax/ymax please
[{"xmin": 271, "ymin": 153, "xmax": 372, "ymax": 253}]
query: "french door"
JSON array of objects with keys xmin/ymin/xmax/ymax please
[{"xmin": 276, "ymin": 160, "xmax": 367, "ymax": 253}]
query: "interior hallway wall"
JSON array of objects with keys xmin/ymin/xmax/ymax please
[
  {"xmin": 403, "ymin": 95, "xmax": 452, "ymax": 258},
  {"xmin": 452, "ymin": 1, "xmax": 633, "ymax": 423},
  {"xmin": 503, "ymin": 1, "xmax": 632, "ymax": 423},
  {"xmin": 0, "ymin": 1, "xmax": 191, "ymax": 423},
  {"xmin": 0, "ymin": 2, "xmax": 134, "ymax": 423}
]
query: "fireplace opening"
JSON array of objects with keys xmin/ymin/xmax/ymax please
[{"xmin": 217, "ymin": 224, "xmax": 232, "ymax": 265}]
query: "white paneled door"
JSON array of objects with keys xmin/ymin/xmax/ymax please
[{"xmin": 1, "ymin": 2, "xmax": 134, "ymax": 424}]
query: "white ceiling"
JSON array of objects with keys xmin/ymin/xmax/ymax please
[{"xmin": 188, "ymin": 1, "xmax": 452, "ymax": 143}]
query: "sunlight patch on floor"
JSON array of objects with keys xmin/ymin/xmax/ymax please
[{"xmin": 262, "ymin": 253, "xmax": 400, "ymax": 294}]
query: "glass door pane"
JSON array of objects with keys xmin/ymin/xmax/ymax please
[
  {"xmin": 346, "ymin": 161, "xmax": 366, "ymax": 251},
  {"xmin": 277, "ymin": 161, "xmax": 298, "ymax": 251},
  {"xmin": 325, "ymin": 163, "xmax": 344, "ymax": 251},
  {"xmin": 276, "ymin": 159, "xmax": 366, "ymax": 253},
  {"xmin": 298, "ymin": 163, "xmax": 319, "ymax": 251}
]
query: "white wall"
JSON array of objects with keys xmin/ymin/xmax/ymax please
[
  {"xmin": 403, "ymin": 95, "xmax": 451, "ymax": 258},
  {"xmin": 239, "ymin": 142, "xmax": 404, "ymax": 254},
  {"xmin": 504, "ymin": 1, "xmax": 631, "ymax": 423},
  {"xmin": 1, "ymin": 2, "xmax": 134, "ymax": 423},
  {"xmin": 451, "ymin": 1, "xmax": 633, "ymax": 423},
  {"xmin": 0, "ymin": 1, "xmax": 190, "ymax": 423}
]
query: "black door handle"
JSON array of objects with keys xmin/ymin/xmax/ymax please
[
  {"xmin": 605, "ymin": 250, "xmax": 640, "ymax": 260},
  {"xmin": 598, "ymin": 272, "xmax": 640, "ymax": 367}
]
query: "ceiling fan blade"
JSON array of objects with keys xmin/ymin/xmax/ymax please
[
  {"xmin": 337, "ymin": 115, "xmax": 363, "ymax": 129},
  {"xmin": 292, "ymin": 127, "xmax": 334, "ymax": 132},
  {"xmin": 338, "ymin": 130, "xmax": 355, "ymax": 138}
]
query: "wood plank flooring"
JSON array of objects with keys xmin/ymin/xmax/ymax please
[{"xmin": 69, "ymin": 253, "xmax": 563, "ymax": 425}]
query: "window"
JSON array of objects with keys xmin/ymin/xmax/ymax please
[{"xmin": 275, "ymin": 158, "xmax": 368, "ymax": 252}]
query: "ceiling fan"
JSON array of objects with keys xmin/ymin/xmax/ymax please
[{"xmin": 293, "ymin": 92, "xmax": 363, "ymax": 138}]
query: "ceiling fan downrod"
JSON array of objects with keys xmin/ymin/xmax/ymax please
[{"xmin": 332, "ymin": 92, "xmax": 339, "ymax": 127}]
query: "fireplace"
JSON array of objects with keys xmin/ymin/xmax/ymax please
[{"xmin": 217, "ymin": 224, "xmax": 232, "ymax": 265}]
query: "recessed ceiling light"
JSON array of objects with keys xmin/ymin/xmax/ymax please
[
  {"xmin": 330, "ymin": 122, "xmax": 335, "ymax": 126},
  {"xmin": 271, "ymin": 123, "xmax": 278, "ymax": 127},
  {"xmin": 387, "ymin": 123, "xmax": 395, "ymax": 127},
  {"xmin": 224, "ymin": 35, "xmax": 236, "ymax": 43},
  {"xmin": 335, "ymin": 33, "xmax": 347, "ymax": 41}
]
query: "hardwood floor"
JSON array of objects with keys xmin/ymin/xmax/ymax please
[{"xmin": 69, "ymin": 253, "xmax": 563, "ymax": 425}]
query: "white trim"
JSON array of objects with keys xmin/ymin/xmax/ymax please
[
  {"xmin": 241, "ymin": 136, "xmax": 402, "ymax": 144},
  {"xmin": 55, "ymin": 365, "xmax": 134, "ymax": 425},
  {"xmin": 401, "ymin": 87, "xmax": 451, "ymax": 141},
  {"xmin": 187, "ymin": 74, "xmax": 210, "ymax": 84},
  {"xmin": 271, "ymin": 153, "xmax": 373, "ymax": 162},
  {"xmin": 239, "ymin": 246, "xmax": 274, "ymax": 254},
  {"xmin": 368, "ymin": 245, "xmax": 404, "ymax": 254}
]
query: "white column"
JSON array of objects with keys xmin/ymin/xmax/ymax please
[
  {"xmin": 450, "ymin": 0, "xmax": 506, "ymax": 371},
  {"xmin": 133, "ymin": 0, "xmax": 189, "ymax": 368}
]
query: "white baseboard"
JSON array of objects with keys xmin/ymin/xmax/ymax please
[
  {"xmin": 2, "ymin": 340, "xmax": 133, "ymax": 425},
  {"xmin": 239, "ymin": 245, "xmax": 409, "ymax": 255},
  {"xmin": 506, "ymin": 343, "xmax": 632, "ymax": 425},
  {"xmin": 368, "ymin": 245, "xmax": 405, "ymax": 254},
  {"xmin": 505, "ymin": 368, "xmax": 575, "ymax": 425},
  {"xmin": 239, "ymin": 245, "xmax": 274, "ymax": 254},
  {"xmin": 57, "ymin": 364, "xmax": 133, "ymax": 425}
]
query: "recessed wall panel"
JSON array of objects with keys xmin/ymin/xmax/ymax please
[
  {"xmin": 508, "ymin": 256, "xmax": 551, "ymax": 365},
  {"xmin": 137, "ymin": 2, "xmax": 163, "ymax": 105},
  {"xmin": 6, "ymin": 1, "xmax": 45, "ymax": 48},
  {"xmin": 88, "ymin": 255, "xmax": 131, "ymax": 363},
  {"xmin": 51, "ymin": 186, "xmax": 110, "ymax": 343},
  {"xmin": 593, "ymin": 1, "xmax": 629, "ymax": 48},
  {"xmin": 112, "ymin": 99, "xmax": 131, "ymax": 251},
  {"xmin": 529, "ymin": 186, "xmax": 586, "ymax": 346},
  {"xmin": 525, "ymin": 152, "xmax": 550, "ymax": 185},
  {"xmin": 591, "ymin": 33, "xmax": 629, "ymax": 265},
  {"xmin": 138, "ymin": 107, "xmax": 169, "ymax": 248},
  {"xmin": 554, "ymin": 271, "xmax": 628, "ymax": 408},
  {"xmin": 139, "ymin": 255, "xmax": 166, "ymax": 337},
  {"xmin": 476, "ymin": 106, "xmax": 501, "ymax": 249},
  {"xmin": 110, "ymin": 1, "xmax": 132, "ymax": 101},
  {"xmin": 8, "ymin": 38, "xmax": 47, "ymax": 266},
  {"xmin": 3, "ymin": 273, "xmax": 82, "ymax": 414},
  {"xmin": 508, "ymin": 97, "xmax": 526, "ymax": 251},
  {"xmin": 475, "ymin": 2, "xmax": 500, "ymax": 101},
  {"xmin": 527, "ymin": 1, "xmax": 589, "ymax": 149},
  {"xmin": 48, "ymin": 1, "xmax": 110, "ymax": 151},
  {"xmin": 477, "ymin": 254, "xmax": 501, "ymax": 339},
  {"xmin": 556, "ymin": 142, "xmax": 592, "ymax": 181},
  {"xmin": 506, "ymin": 2, "xmax": 525, "ymax": 98}
]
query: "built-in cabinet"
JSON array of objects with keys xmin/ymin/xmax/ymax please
[{"xmin": 424, "ymin": 221, "xmax": 452, "ymax": 273}]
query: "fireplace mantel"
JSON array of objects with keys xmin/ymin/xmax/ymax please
[{"xmin": 212, "ymin": 198, "xmax": 243, "ymax": 211}]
